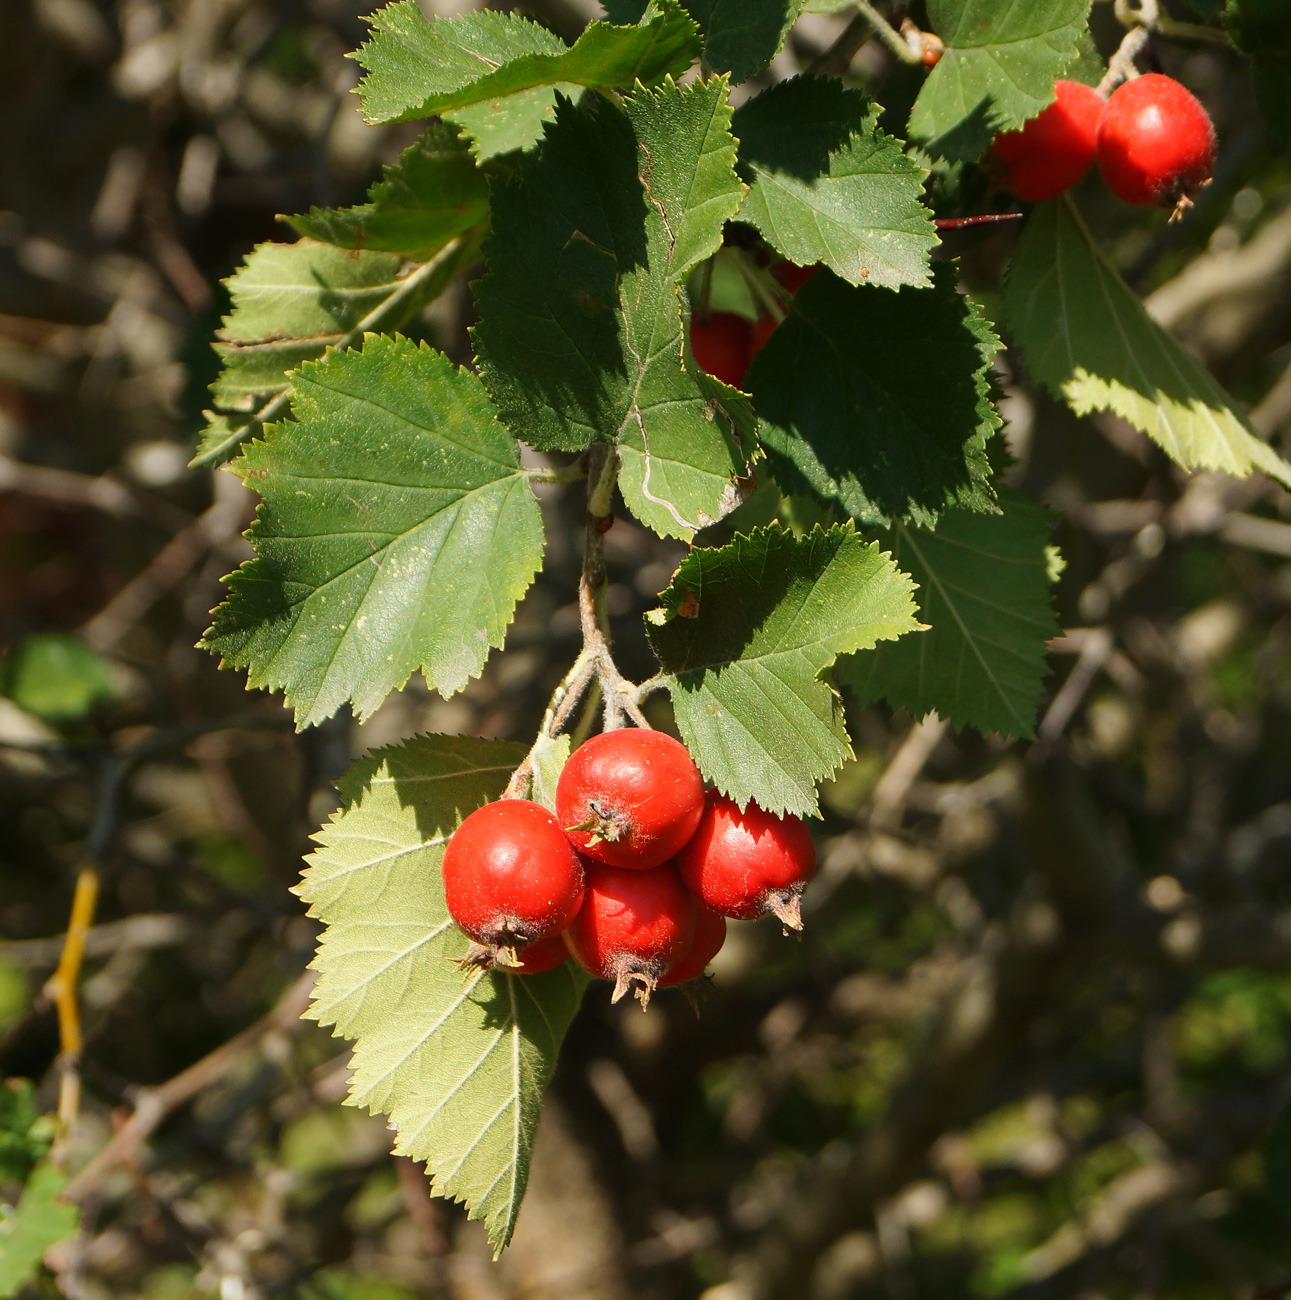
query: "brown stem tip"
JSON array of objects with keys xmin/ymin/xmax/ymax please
[
  {"xmin": 610, "ymin": 966, "xmax": 659, "ymax": 1009},
  {"xmin": 767, "ymin": 890, "xmax": 804, "ymax": 934},
  {"xmin": 452, "ymin": 939, "xmax": 525, "ymax": 975}
]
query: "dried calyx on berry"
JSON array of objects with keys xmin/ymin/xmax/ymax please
[
  {"xmin": 565, "ymin": 861, "xmax": 697, "ymax": 1007},
  {"xmin": 556, "ymin": 729, "xmax": 705, "ymax": 870},
  {"xmin": 442, "ymin": 799, "xmax": 585, "ymax": 971},
  {"xmin": 677, "ymin": 792, "xmax": 816, "ymax": 933}
]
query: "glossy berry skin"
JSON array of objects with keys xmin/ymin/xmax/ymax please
[
  {"xmin": 442, "ymin": 800, "xmax": 585, "ymax": 970},
  {"xmin": 556, "ymin": 729, "xmax": 705, "ymax": 870},
  {"xmin": 658, "ymin": 903, "xmax": 726, "ymax": 988},
  {"xmin": 565, "ymin": 861, "xmax": 696, "ymax": 1006},
  {"xmin": 990, "ymin": 80, "xmax": 1104, "ymax": 202},
  {"xmin": 677, "ymin": 792, "xmax": 816, "ymax": 930},
  {"xmin": 1097, "ymin": 74, "xmax": 1216, "ymax": 209},
  {"xmin": 690, "ymin": 311, "xmax": 753, "ymax": 389},
  {"xmin": 511, "ymin": 932, "xmax": 570, "ymax": 976}
]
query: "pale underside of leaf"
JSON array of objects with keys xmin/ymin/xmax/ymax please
[
  {"xmin": 1005, "ymin": 197, "xmax": 1291, "ymax": 488},
  {"xmin": 299, "ymin": 735, "xmax": 587, "ymax": 1254}
]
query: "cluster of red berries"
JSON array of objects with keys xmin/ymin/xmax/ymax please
[
  {"xmin": 689, "ymin": 259, "xmax": 819, "ymax": 391},
  {"xmin": 991, "ymin": 73, "xmax": 1216, "ymax": 210},
  {"xmin": 442, "ymin": 730, "xmax": 816, "ymax": 1006}
]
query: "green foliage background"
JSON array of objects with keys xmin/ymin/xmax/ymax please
[{"xmin": 0, "ymin": 0, "xmax": 1290, "ymax": 1296}]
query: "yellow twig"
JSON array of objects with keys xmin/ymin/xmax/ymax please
[{"xmin": 44, "ymin": 863, "xmax": 101, "ymax": 1159}]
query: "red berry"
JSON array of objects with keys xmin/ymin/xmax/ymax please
[
  {"xmin": 990, "ymin": 80, "xmax": 1104, "ymax": 202},
  {"xmin": 772, "ymin": 260, "xmax": 820, "ymax": 295},
  {"xmin": 442, "ymin": 800, "xmax": 585, "ymax": 970},
  {"xmin": 511, "ymin": 932, "xmax": 570, "ymax": 975},
  {"xmin": 676, "ymin": 793, "xmax": 816, "ymax": 931},
  {"xmin": 751, "ymin": 314, "xmax": 778, "ymax": 356},
  {"xmin": 556, "ymin": 729, "xmax": 705, "ymax": 870},
  {"xmin": 690, "ymin": 311, "xmax": 753, "ymax": 389},
  {"xmin": 1097, "ymin": 73, "xmax": 1216, "ymax": 211},
  {"xmin": 565, "ymin": 861, "xmax": 696, "ymax": 1006},
  {"xmin": 658, "ymin": 903, "xmax": 726, "ymax": 989}
]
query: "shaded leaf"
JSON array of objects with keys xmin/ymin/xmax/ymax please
[
  {"xmin": 909, "ymin": 0, "xmax": 1092, "ymax": 159},
  {"xmin": 300, "ymin": 735, "xmax": 588, "ymax": 1254},
  {"xmin": 645, "ymin": 524, "xmax": 920, "ymax": 816},
  {"xmin": 839, "ymin": 490, "xmax": 1058, "ymax": 738},
  {"xmin": 203, "ymin": 336, "xmax": 544, "ymax": 729},
  {"xmin": 287, "ymin": 124, "xmax": 489, "ymax": 259},
  {"xmin": 209, "ymin": 241, "xmax": 408, "ymax": 416},
  {"xmin": 682, "ymin": 0, "xmax": 804, "ymax": 85},
  {"xmin": 0, "ymin": 1163, "xmax": 79, "ymax": 1298},
  {"xmin": 354, "ymin": 2, "xmax": 700, "ymax": 159},
  {"xmin": 733, "ymin": 76, "xmax": 935, "ymax": 288},
  {"xmin": 1003, "ymin": 196, "xmax": 1291, "ymax": 488},
  {"xmin": 219, "ymin": 241, "xmax": 406, "ymax": 344},
  {"xmin": 749, "ymin": 262, "xmax": 1001, "ymax": 527},
  {"xmin": 473, "ymin": 81, "xmax": 753, "ymax": 539}
]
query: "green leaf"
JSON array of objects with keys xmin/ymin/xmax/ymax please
[
  {"xmin": 210, "ymin": 241, "xmax": 408, "ymax": 414},
  {"xmin": 220, "ymin": 241, "xmax": 407, "ymax": 344},
  {"xmin": 353, "ymin": 1, "xmax": 700, "ymax": 159},
  {"xmin": 201, "ymin": 238, "xmax": 479, "ymax": 467},
  {"xmin": 839, "ymin": 490, "xmax": 1058, "ymax": 738},
  {"xmin": 202, "ymin": 335, "xmax": 544, "ymax": 729},
  {"xmin": 0, "ymin": 1082, "xmax": 53, "ymax": 1185},
  {"xmin": 645, "ymin": 524, "xmax": 921, "ymax": 816},
  {"xmin": 287, "ymin": 124, "xmax": 489, "ymax": 259},
  {"xmin": 1231, "ymin": 8, "xmax": 1291, "ymax": 148},
  {"xmin": 732, "ymin": 77, "xmax": 936, "ymax": 289},
  {"xmin": 681, "ymin": 0, "xmax": 804, "ymax": 85},
  {"xmin": 1003, "ymin": 196, "xmax": 1291, "ymax": 489},
  {"xmin": 909, "ymin": 0, "xmax": 1092, "ymax": 159},
  {"xmin": 1252, "ymin": 55, "xmax": 1291, "ymax": 142},
  {"xmin": 299, "ymin": 734, "xmax": 588, "ymax": 1254},
  {"xmin": 1, "ymin": 633, "xmax": 117, "ymax": 722},
  {"xmin": 0, "ymin": 1163, "xmax": 80, "ymax": 1298},
  {"xmin": 474, "ymin": 81, "xmax": 753, "ymax": 540},
  {"xmin": 749, "ymin": 262, "xmax": 1001, "ymax": 527}
]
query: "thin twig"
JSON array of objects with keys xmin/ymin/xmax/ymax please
[
  {"xmin": 1099, "ymin": 0, "xmax": 1159, "ymax": 96},
  {"xmin": 45, "ymin": 863, "xmax": 99, "ymax": 1165},
  {"xmin": 851, "ymin": 1, "xmax": 923, "ymax": 66},
  {"xmin": 35, "ymin": 713, "xmax": 294, "ymax": 1157},
  {"xmin": 190, "ymin": 238, "xmax": 466, "ymax": 469},
  {"xmin": 62, "ymin": 971, "xmax": 316, "ymax": 1203}
]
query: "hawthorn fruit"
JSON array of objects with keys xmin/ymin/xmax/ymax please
[
  {"xmin": 442, "ymin": 799, "xmax": 585, "ymax": 970},
  {"xmin": 689, "ymin": 311, "xmax": 753, "ymax": 388},
  {"xmin": 564, "ymin": 860, "xmax": 697, "ymax": 1005},
  {"xmin": 556, "ymin": 728, "xmax": 705, "ymax": 869},
  {"xmin": 1097, "ymin": 73, "xmax": 1216, "ymax": 212},
  {"xmin": 677, "ymin": 792, "xmax": 816, "ymax": 931},
  {"xmin": 990, "ymin": 80, "xmax": 1104, "ymax": 202}
]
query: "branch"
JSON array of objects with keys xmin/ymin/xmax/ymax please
[
  {"xmin": 62, "ymin": 971, "xmax": 316, "ymax": 1203},
  {"xmin": 1099, "ymin": 0, "xmax": 1159, "ymax": 96}
]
